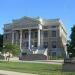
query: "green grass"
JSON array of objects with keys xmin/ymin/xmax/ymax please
[{"xmin": 0, "ymin": 61, "xmax": 75, "ymax": 75}]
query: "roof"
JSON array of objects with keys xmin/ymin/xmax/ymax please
[{"xmin": 4, "ymin": 16, "xmax": 67, "ymax": 34}]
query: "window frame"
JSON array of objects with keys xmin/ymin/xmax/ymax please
[{"xmin": 51, "ymin": 30, "xmax": 56, "ymax": 37}]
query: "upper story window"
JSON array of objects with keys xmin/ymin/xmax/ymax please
[
  {"xmin": 43, "ymin": 26, "xmax": 48, "ymax": 29},
  {"xmin": 34, "ymin": 32, "xmax": 37, "ymax": 38},
  {"xmin": 4, "ymin": 29, "xmax": 11, "ymax": 32},
  {"xmin": 51, "ymin": 31, "xmax": 56, "ymax": 37},
  {"xmin": 31, "ymin": 31, "xmax": 37, "ymax": 38},
  {"xmin": 5, "ymin": 34, "xmax": 8, "ymax": 39},
  {"xmin": 43, "ymin": 31, "xmax": 48, "ymax": 37},
  {"xmin": 51, "ymin": 26, "xmax": 56, "ymax": 28}
]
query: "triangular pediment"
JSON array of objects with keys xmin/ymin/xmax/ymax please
[{"xmin": 13, "ymin": 16, "xmax": 40, "ymax": 26}]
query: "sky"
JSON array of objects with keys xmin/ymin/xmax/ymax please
[{"xmin": 0, "ymin": 0, "xmax": 75, "ymax": 39}]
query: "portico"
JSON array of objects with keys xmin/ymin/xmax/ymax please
[{"xmin": 11, "ymin": 28, "xmax": 41, "ymax": 53}]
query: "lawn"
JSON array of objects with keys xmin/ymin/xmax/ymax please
[{"xmin": 0, "ymin": 61, "xmax": 75, "ymax": 75}]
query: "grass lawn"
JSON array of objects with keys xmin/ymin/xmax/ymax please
[{"xmin": 0, "ymin": 61, "xmax": 75, "ymax": 75}]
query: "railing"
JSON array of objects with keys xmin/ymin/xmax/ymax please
[{"xmin": 34, "ymin": 48, "xmax": 48, "ymax": 56}]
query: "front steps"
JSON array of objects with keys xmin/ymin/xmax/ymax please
[{"xmin": 19, "ymin": 54, "xmax": 47, "ymax": 60}]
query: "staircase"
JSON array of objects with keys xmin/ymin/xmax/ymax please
[{"xmin": 19, "ymin": 54, "xmax": 47, "ymax": 60}]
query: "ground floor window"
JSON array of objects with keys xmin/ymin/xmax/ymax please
[
  {"xmin": 51, "ymin": 41, "xmax": 57, "ymax": 48},
  {"xmin": 34, "ymin": 42, "xmax": 37, "ymax": 47},
  {"xmin": 52, "ymin": 52, "xmax": 56, "ymax": 56},
  {"xmin": 23, "ymin": 41, "xmax": 28, "ymax": 48},
  {"xmin": 31, "ymin": 41, "xmax": 37, "ymax": 48},
  {"xmin": 43, "ymin": 42, "xmax": 48, "ymax": 48}
]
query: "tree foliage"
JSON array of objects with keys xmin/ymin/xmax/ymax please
[
  {"xmin": 67, "ymin": 25, "xmax": 75, "ymax": 57},
  {"xmin": 3, "ymin": 43, "xmax": 20, "ymax": 56},
  {"xmin": 0, "ymin": 34, "xmax": 3, "ymax": 52},
  {"xmin": 70, "ymin": 25, "xmax": 75, "ymax": 48}
]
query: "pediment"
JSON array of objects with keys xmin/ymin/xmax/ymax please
[{"xmin": 12, "ymin": 16, "xmax": 40, "ymax": 28}]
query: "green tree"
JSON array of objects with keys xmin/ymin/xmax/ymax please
[
  {"xmin": 67, "ymin": 25, "xmax": 75, "ymax": 57},
  {"xmin": 0, "ymin": 34, "xmax": 3, "ymax": 52},
  {"xmin": 3, "ymin": 43, "xmax": 20, "ymax": 61}
]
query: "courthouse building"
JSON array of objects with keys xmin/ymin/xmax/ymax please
[{"xmin": 3, "ymin": 16, "xmax": 67, "ymax": 57}]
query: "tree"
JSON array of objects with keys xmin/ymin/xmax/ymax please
[
  {"xmin": 67, "ymin": 25, "xmax": 75, "ymax": 57},
  {"xmin": 67, "ymin": 40, "xmax": 73, "ymax": 58},
  {"xmin": 0, "ymin": 34, "xmax": 3, "ymax": 52},
  {"xmin": 3, "ymin": 43, "xmax": 20, "ymax": 61}
]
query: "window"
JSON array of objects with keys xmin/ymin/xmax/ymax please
[
  {"xmin": 34, "ymin": 42, "xmax": 37, "ymax": 47},
  {"xmin": 24, "ymin": 32, "xmax": 28, "ymax": 38},
  {"xmin": 51, "ymin": 31, "xmax": 56, "ymax": 37},
  {"xmin": 51, "ymin": 26, "xmax": 56, "ymax": 28},
  {"xmin": 44, "ymin": 31, "xmax": 48, "ymax": 37},
  {"xmin": 52, "ymin": 52, "xmax": 56, "ymax": 56},
  {"xmin": 34, "ymin": 32, "xmax": 37, "ymax": 38},
  {"xmin": 25, "ymin": 42, "xmax": 28, "ymax": 48},
  {"xmin": 43, "ymin": 26, "xmax": 48, "ymax": 29},
  {"xmin": 52, "ymin": 41, "xmax": 57, "ymax": 48},
  {"xmin": 31, "ymin": 31, "xmax": 37, "ymax": 38},
  {"xmin": 44, "ymin": 42, "xmax": 48, "ymax": 48},
  {"xmin": 31, "ymin": 41, "xmax": 37, "ymax": 48},
  {"xmin": 5, "ymin": 34, "xmax": 8, "ymax": 39}
]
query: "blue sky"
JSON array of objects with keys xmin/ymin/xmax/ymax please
[{"xmin": 0, "ymin": 0, "xmax": 75, "ymax": 39}]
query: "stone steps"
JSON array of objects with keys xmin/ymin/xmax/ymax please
[{"xmin": 19, "ymin": 54, "xmax": 47, "ymax": 60}]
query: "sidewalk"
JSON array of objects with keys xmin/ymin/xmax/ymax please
[{"xmin": 0, "ymin": 70, "xmax": 37, "ymax": 75}]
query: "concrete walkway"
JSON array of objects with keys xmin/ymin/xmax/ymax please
[
  {"xmin": 17, "ymin": 60, "xmax": 63, "ymax": 65},
  {"xmin": 9, "ymin": 57, "xmax": 63, "ymax": 65},
  {"xmin": 0, "ymin": 70, "xmax": 37, "ymax": 75}
]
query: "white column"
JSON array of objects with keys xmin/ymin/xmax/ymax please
[
  {"xmin": 20, "ymin": 30, "xmax": 22, "ymax": 52},
  {"xmin": 12, "ymin": 31, "xmax": 14, "ymax": 44},
  {"xmin": 41, "ymin": 30, "xmax": 43, "ymax": 48},
  {"xmin": 28, "ymin": 29, "xmax": 31, "ymax": 50},
  {"xmin": 38, "ymin": 29, "xmax": 40, "ymax": 48}
]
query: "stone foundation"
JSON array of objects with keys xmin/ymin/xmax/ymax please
[{"xmin": 19, "ymin": 54, "xmax": 47, "ymax": 60}]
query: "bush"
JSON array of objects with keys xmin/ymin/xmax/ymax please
[
  {"xmin": 22, "ymin": 52, "xmax": 27, "ymax": 56},
  {"xmin": 0, "ymin": 54, "xmax": 4, "ymax": 60},
  {"xmin": 48, "ymin": 56, "xmax": 64, "ymax": 60}
]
